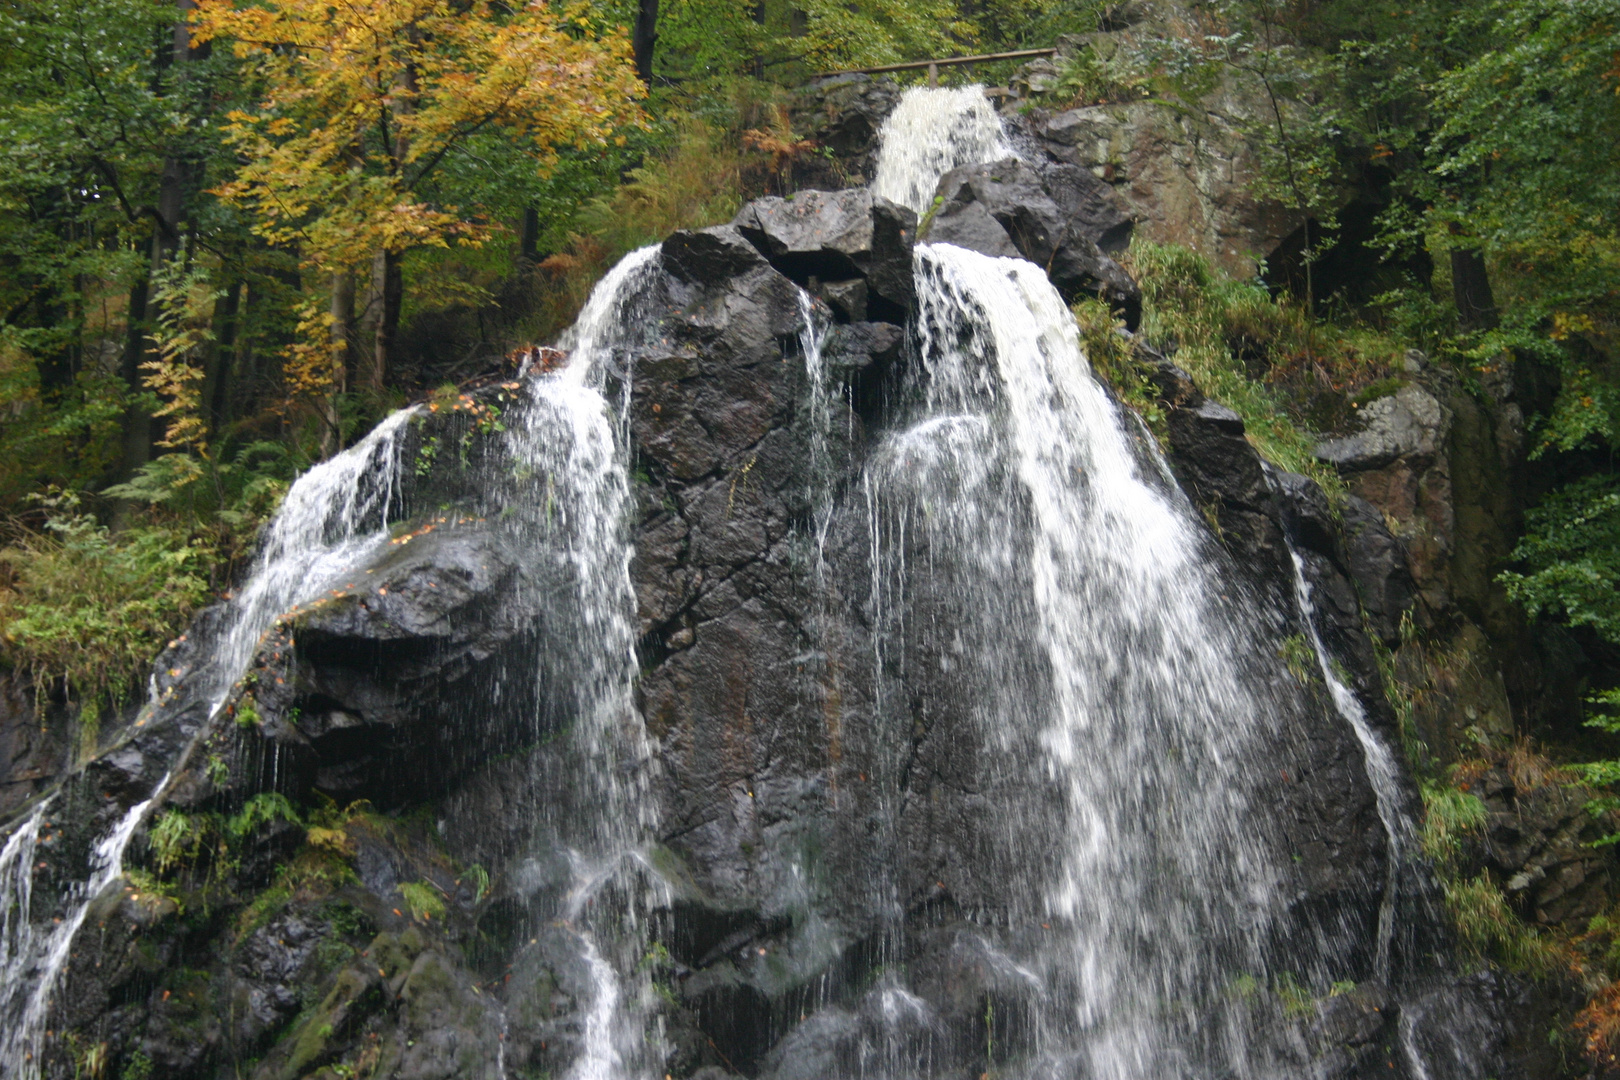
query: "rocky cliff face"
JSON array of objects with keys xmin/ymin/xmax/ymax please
[{"xmin": 0, "ymin": 87, "xmax": 1590, "ymax": 1080}]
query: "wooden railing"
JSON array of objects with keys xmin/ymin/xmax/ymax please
[{"xmin": 815, "ymin": 47, "xmax": 1056, "ymax": 85}]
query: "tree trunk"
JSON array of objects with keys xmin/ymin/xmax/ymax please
[
  {"xmin": 632, "ymin": 0, "xmax": 659, "ymax": 83},
  {"xmin": 116, "ymin": 276, "xmax": 153, "ymax": 488},
  {"xmin": 1450, "ymin": 247, "xmax": 1498, "ymax": 332},
  {"xmin": 123, "ymin": 0, "xmax": 197, "ymax": 478},
  {"xmin": 205, "ymin": 278, "xmax": 242, "ymax": 439},
  {"xmin": 323, "ymin": 271, "xmax": 354, "ymax": 457},
  {"xmin": 32, "ymin": 286, "xmax": 74, "ymax": 396},
  {"xmin": 752, "ymin": 0, "xmax": 766, "ymax": 78},
  {"xmin": 520, "ymin": 206, "xmax": 541, "ymax": 268},
  {"xmin": 370, "ymin": 250, "xmax": 402, "ymax": 394}
]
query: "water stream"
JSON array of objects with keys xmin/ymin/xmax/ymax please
[
  {"xmin": 870, "ymin": 85, "xmax": 1012, "ymax": 215},
  {"xmin": 506, "ymin": 246, "xmax": 664, "ymax": 1080},
  {"xmin": 865, "ymin": 242, "xmax": 1305, "ymax": 1077},
  {"xmin": 0, "ymin": 784, "xmax": 164, "ymax": 1078},
  {"xmin": 1287, "ymin": 544, "xmax": 1414, "ymax": 984}
]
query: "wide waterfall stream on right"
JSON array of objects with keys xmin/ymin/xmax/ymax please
[{"xmin": 0, "ymin": 84, "xmax": 1523, "ymax": 1080}]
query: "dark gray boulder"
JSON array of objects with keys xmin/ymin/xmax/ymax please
[
  {"xmin": 786, "ymin": 75, "xmax": 902, "ymax": 189},
  {"xmin": 663, "ymin": 224, "xmax": 773, "ymax": 285},
  {"xmin": 732, "ymin": 188, "xmax": 917, "ymax": 318},
  {"xmin": 1037, "ymin": 160, "xmax": 1134, "ymax": 253},
  {"xmin": 1341, "ymin": 494, "xmax": 1416, "ymax": 645},
  {"xmin": 922, "ymin": 157, "xmax": 1141, "ymax": 326},
  {"xmin": 813, "ymin": 276, "xmax": 867, "ymax": 321},
  {"xmin": 827, "ymin": 321, "xmax": 904, "ymax": 370}
]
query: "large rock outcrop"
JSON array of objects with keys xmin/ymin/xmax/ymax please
[{"xmin": 2, "ymin": 190, "xmax": 1545, "ymax": 1080}]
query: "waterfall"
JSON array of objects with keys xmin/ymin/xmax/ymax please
[
  {"xmin": 862, "ymin": 243, "xmax": 1301, "ymax": 1076},
  {"xmin": 870, "ymin": 85, "xmax": 1012, "ymax": 214},
  {"xmin": 0, "ymin": 82, "xmax": 1488, "ymax": 1080},
  {"xmin": 849, "ymin": 86, "xmax": 1470, "ymax": 1077},
  {"xmin": 0, "ymin": 403, "xmax": 421, "ymax": 1080},
  {"xmin": 0, "ymin": 244, "xmax": 664, "ymax": 1080},
  {"xmin": 0, "ymin": 786, "xmax": 163, "ymax": 1079},
  {"xmin": 1287, "ymin": 546, "xmax": 1415, "ymax": 983},
  {"xmin": 507, "ymin": 245, "xmax": 664, "ymax": 1080},
  {"xmin": 0, "ymin": 805, "xmax": 46, "ymax": 1016},
  {"xmin": 207, "ymin": 409, "xmax": 415, "ymax": 714}
]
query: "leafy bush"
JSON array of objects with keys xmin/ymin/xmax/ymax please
[
  {"xmin": 1419, "ymin": 780, "xmax": 1488, "ymax": 867},
  {"xmin": 1123, "ymin": 239, "xmax": 1402, "ymax": 494},
  {"xmin": 1072, "ymin": 296, "xmax": 1165, "ymax": 436},
  {"xmin": 0, "ymin": 495, "xmax": 214, "ymax": 707},
  {"xmin": 1050, "ymin": 42, "xmax": 1154, "ymax": 106},
  {"xmin": 397, "ymin": 880, "xmax": 447, "ymax": 923},
  {"xmin": 1443, "ymin": 872, "xmax": 1569, "ymax": 978},
  {"xmin": 524, "ymin": 117, "xmax": 743, "ymax": 341},
  {"xmin": 149, "ymin": 809, "xmax": 200, "ymax": 874},
  {"xmin": 1499, "ymin": 474, "xmax": 1620, "ymax": 645},
  {"xmin": 226, "ymin": 792, "xmax": 303, "ymax": 839},
  {"xmin": 104, "ymin": 441, "xmax": 299, "ymax": 570}
]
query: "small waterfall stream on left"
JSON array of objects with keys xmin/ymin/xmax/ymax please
[
  {"xmin": 0, "ymin": 409, "xmax": 416, "ymax": 1080},
  {"xmin": 0, "ymin": 249, "xmax": 664, "ymax": 1080}
]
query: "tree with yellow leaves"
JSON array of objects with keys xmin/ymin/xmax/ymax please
[{"xmin": 191, "ymin": 0, "xmax": 644, "ymax": 440}]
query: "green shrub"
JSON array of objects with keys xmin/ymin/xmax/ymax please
[
  {"xmin": 1123, "ymin": 239, "xmax": 1421, "ymax": 498},
  {"xmin": 397, "ymin": 880, "xmax": 447, "ymax": 923},
  {"xmin": 1419, "ymin": 781, "xmax": 1488, "ymax": 867},
  {"xmin": 1072, "ymin": 296, "xmax": 1165, "ymax": 437},
  {"xmin": 227, "ymin": 792, "xmax": 303, "ymax": 839},
  {"xmin": 0, "ymin": 494, "xmax": 213, "ymax": 708},
  {"xmin": 121, "ymin": 1050, "xmax": 154, "ymax": 1080},
  {"xmin": 149, "ymin": 809, "xmax": 199, "ymax": 874},
  {"xmin": 1277, "ymin": 634, "xmax": 1319, "ymax": 684},
  {"xmin": 1126, "ymin": 240, "xmax": 1346, "ymax": 491},
  {"xmin": 1443, "ymin": 872, "xmax": 1568, "ymax": 978},
  {"xmin": 1499, "ymin": 474, "xmax": 1620, "ymax": 646},
  {"xmin": 234, "ymin": 696, "xmax": 263, "ymax": 730}
]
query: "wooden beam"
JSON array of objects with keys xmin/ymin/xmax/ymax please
[{"xmin": 815, "ymin": 47, "xmax": 1056, "ymax": 79}]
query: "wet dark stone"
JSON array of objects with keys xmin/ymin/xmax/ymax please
[
  {"xmin": 732, "ymin": 188, "xmax": 916, "ymax": 318},
  {"xmin": 923, "ymin": 157, "xmax": 1141, "ymax": 326},
  {"xmin": 827, "ymin": 320, "xmax": 904, "ymax": 369},
  {"xmin": 786, "ymin": 75, "xmax": 902, "ymax": 189},
  {"xmin": 1341, "ymin": 494, "xmax": 1417, "ymax": 645},
  {"xmin": 663, "ymin": 225, "xmax": 773, "ymax": 284}
]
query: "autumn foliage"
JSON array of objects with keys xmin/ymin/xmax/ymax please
[
  {"xmin": 191, "ymin": 0, "xmax": 645, "ymax": 272},
  {"xmin": 188, "ymin": 0, "xmax": 644, "ymax": 407}
]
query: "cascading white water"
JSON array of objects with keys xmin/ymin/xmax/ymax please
[
  {"xmin": 208, "ymin": 408, "xmax": 416, "ymax": 712},
  {"xmin": 870, "ymin": 85, "xmax": 1012, "ymax": 215},
  {"xmin": 0, "ymin": 804, "xmax": 47, "ymax": 1007},
  {"xmin": 850, "ymin": 86, "xmax": 1474, "ymax": 1080},
  {"xmin": 508, "ymin": 245, "xmax": 663, "ymax": 1080},
  {"xmin": 0, "ymin": 246, "xmax": 662, "ymax": 1080},
  {"xmin": 0, "ymin": 82, "xmax": 1483, "ymax": 1080},
  {"xmin": 0, "ymin": 785, "xmax": 163, "ymax": 1079},
  {"xmin": 1287, "ymin": 550, "xmax": 1413, "ymax": 857},
  {"xmin": 867, "ymin": 243, "xmax": 1295, "ymax": 1077},
  {"xmin": 1288, "ymin": 547, "xmax": 1414, "ymax": 982}
]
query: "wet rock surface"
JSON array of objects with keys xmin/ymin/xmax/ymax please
[
  {"xmin": 732, "ymin": 187, "xmax": 917, "ymax": 319},
  {"xmin": 5, "ymin": 188, "xmax": 1549, "ymax": 1080},
  {"xmin": 922, "ymin": 157, "xmax": 1141, "ymax": 325},
  {"xmin": 786, "ymin": 75, "xmax": 903, "ymax": 190}
]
